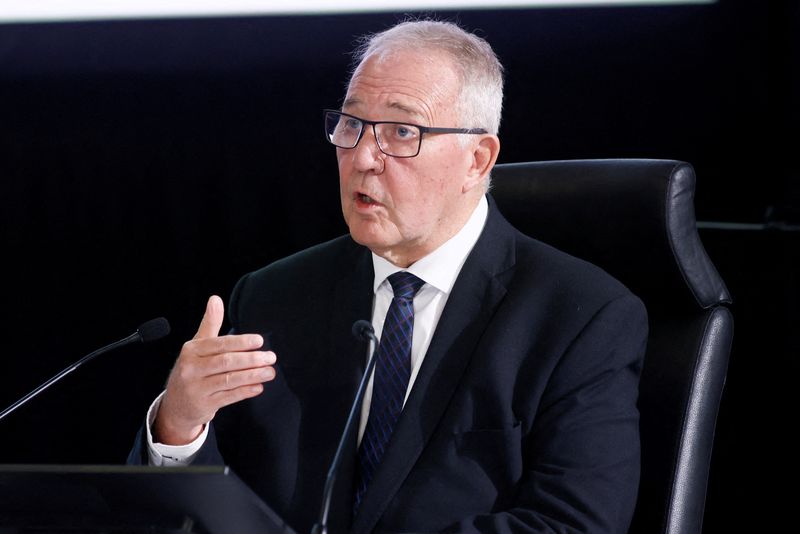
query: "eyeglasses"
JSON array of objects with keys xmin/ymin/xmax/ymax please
[{"xmin": 323, "ymin": 109, "xmax": 488, "ymax": 158}]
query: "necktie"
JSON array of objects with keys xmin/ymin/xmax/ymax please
[{"xmin": 354, "ymin": 271, "xmax": 425, "ymax": 513}]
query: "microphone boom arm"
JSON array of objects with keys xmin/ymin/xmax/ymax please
[
  {"xmin": 0, "ymin": 318, "xmax": 169, "ymax": 423},
  {"xmin": 312, "ymin": 322, "xmax": 379, "ymax": 534}
]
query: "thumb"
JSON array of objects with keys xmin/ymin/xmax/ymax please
[{"xmin": 194, "ymin": 295, "xmax": 224, "ymax": 339}]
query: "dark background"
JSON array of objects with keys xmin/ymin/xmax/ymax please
[{"xmin": 0, "ymin": 1, "xmax": 796, "ymax": 531}]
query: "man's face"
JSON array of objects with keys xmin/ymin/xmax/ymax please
[{"xmin": 338, "ymin": 49, "xmax": 484, "ymax": 267}]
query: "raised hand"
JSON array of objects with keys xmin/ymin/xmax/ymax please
[{"xmin": 153, "ymin": 295, "xmax": 276, "ymax": 445}]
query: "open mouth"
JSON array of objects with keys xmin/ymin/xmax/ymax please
[{"xmin": 356, "ymin": 192, "xmax": 379, "ymax": 206}]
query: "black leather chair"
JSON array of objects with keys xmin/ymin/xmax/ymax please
[{"xmin": 491, "ymin": 159, "xmax": 733, "ymax": 534}]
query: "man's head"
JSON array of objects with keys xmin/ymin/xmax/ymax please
[
  {"xmin": 350, "ymin": 19, "xmax": 504, "ymax": 137},
  {"xmin": 334, "ymin": 19, "xmax": 504, "ymax": 267}
]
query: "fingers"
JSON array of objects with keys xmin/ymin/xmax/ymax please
[
  {"xmin": 194, "ymin": 351, "xmax": 276, "ymax": 396},
  {"xmin": 194, "ymin": 295, "xmax": 225, "ymax": 340},
  {"xmin": 188, "ymin": 333, "xmax": 264, "ymax": 358},
  {"xmin": 201, "ymin": 349, "xmax": 276, "ymax": 375},
  {"xmin": 178, "ymin": 347, "xmax": 275, "ymax": 380},
  {"xmin": 209, "ymin": 364, "xmax": 276, "ymax": 396}
]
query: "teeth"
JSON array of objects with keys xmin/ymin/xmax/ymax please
[{"xmin": 359, "ymin": 194, "xmax": 374, "ymax": 204}]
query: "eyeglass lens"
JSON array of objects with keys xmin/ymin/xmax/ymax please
[{"xmin": 325, "ymin": 112, "xmax": 421, "ymax": 157}]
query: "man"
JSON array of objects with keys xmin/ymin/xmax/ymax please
[{"xmin": 129, "ymin": 19, "xmax": 647, "ymax": 533}]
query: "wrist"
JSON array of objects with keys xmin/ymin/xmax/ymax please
[{"xmin": 153, "ymin": 413, "xmax": 204, "ymax": 446}]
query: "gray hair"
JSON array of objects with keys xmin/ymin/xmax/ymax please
[{"xmin": 348, "ymin": 18, "xmax": 505, "ymax": 136}]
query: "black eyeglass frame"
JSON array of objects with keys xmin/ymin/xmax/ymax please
[{"xmin": 323, "ymin": 109, "xmax": 488, "ymax": 158}]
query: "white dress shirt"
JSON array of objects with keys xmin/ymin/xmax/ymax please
[
  {"xmin": 358, "ymin": 195, "xmax": 488, "ymax": 443},
  {"xmin": 147, "ymin": 195, "xmax": 488, "ymax": 465}
]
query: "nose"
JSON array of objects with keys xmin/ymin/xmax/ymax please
[{"xmin": 350, "ymin": 125, "xmax": 386, "ymax": 175}]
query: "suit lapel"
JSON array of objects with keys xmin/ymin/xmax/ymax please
[{"xmin": 352, "ymin": 197, "xmax": 517, "ymax": 533}]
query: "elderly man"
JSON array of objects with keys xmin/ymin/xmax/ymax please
[{"xmin": 129, "ymin": 19, "xmax": 647, "ymax": 533}]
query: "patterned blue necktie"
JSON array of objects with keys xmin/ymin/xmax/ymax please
[{"xmin": 354, "ymin": 271, "xmax": 425, "ymax": 513}]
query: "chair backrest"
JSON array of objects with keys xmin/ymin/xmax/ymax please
[{"xmin": 491, "ymin": 159, "xmax": 734, "ymax": 534}]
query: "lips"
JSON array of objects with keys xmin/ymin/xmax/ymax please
[{"xmin": 354, "ymin": 191, "xmax": 382, "ymax": 209}]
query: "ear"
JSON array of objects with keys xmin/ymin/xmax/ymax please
[{"xmin": 462, "ymin": 135, "xmax": 501, "ymax": 193}]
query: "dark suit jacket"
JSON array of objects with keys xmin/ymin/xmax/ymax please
[{"xmin": 130, "ymin": 196, "xmax": 647, "ymax": 533}]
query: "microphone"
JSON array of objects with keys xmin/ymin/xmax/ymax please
[
  {"xmin": 351, "ymin": 319, "xmax": 375, "ymax": 343},
  {"xmin": 312, "ymin": 319, "xmax": 379, "ymax": 534},
  {"xmin": 0, "ymin": 317, "xmax": 170, "ymax": 423}
]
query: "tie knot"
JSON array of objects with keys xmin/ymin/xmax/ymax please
[{"xmin": 387, "ymin": 271, "xmax": 425, "ymax": 300}]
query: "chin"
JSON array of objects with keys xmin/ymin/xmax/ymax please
[
  {"xmin": 349, "ymin": 230, "xmax": 381, "ymax": 249},
  {"xmin": 348, "ymin": 226, "xmax": 389, "ymax": 252}
]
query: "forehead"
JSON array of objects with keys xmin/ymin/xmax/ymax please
[{"xmin": 343, "ymin": 49, "xmax": 460, "ymax": 123}]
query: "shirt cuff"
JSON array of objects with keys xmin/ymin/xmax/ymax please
[{"xmin": 145, "ymin": 391, "xmax": 209, "ymax": 466}]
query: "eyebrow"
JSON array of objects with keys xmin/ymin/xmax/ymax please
[
  {"xmin": 341, "ymin": 97, "xmax": 360, "ymax": 110},
  {"xmin": 386, "ymin": 101, "xmax": 425, "ymax": 121},
  {"xmin": 341, "ymin": 98, "xmax": 427, "ymax": 123}
]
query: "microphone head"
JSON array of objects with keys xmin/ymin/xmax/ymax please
[
  {"xmin": 137, "ymin": 317, "xmax": 171, "ymax": 343},
  {"xmin": 351, "ymin": 320, "xmax": 375, "ymax": 342}
]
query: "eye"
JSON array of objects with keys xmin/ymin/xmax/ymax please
[
  {"xmin": 391, "ymin": 124, "xmax": 417, "ymax": 140},
  {"xmin": 344, "ymin": 118, "xmax": 362, "ymax": 131}
]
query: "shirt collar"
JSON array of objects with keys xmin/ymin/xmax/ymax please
[{"xmin": 372, "ymin": 195, "xmax": 489, "ymax": 294}]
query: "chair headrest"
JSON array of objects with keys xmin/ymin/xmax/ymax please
[{"xmin": 491, "ymin": 159, "xmax": 731, "ymax": 310}]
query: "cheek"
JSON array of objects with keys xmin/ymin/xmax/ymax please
[
  {"xmin": 338, "ymin": 162, "xmax": 352, "ymax": 194},
  {"xmin": 391, "ymin": 187, "xmax": 439, "ymax": 230},
  {"xmin": 337, "ymin": 158, "xmax": 348, "ymax": 179},
  {"xmin": 337, "ymin": 149, "xmax": 353, "ymax": 175}
]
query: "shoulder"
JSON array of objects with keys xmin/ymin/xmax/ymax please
[
  {"xmin": 484, "ymin": 201, "xmax": 639, "ymax": 311},
  {"xmin": 228, "ymin": 235, "xmax": 366, "ymax": 317},
  {"xmin": 479, "ymin": 206, "xmax": 648, "ymax": 346},
  {"xmin": 249, "ymin": 234, "xmax": 362, "ymax": 282},
  {"xmin": 518, "ymin": 232, "xmax": 632, "ymax": 300}
]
